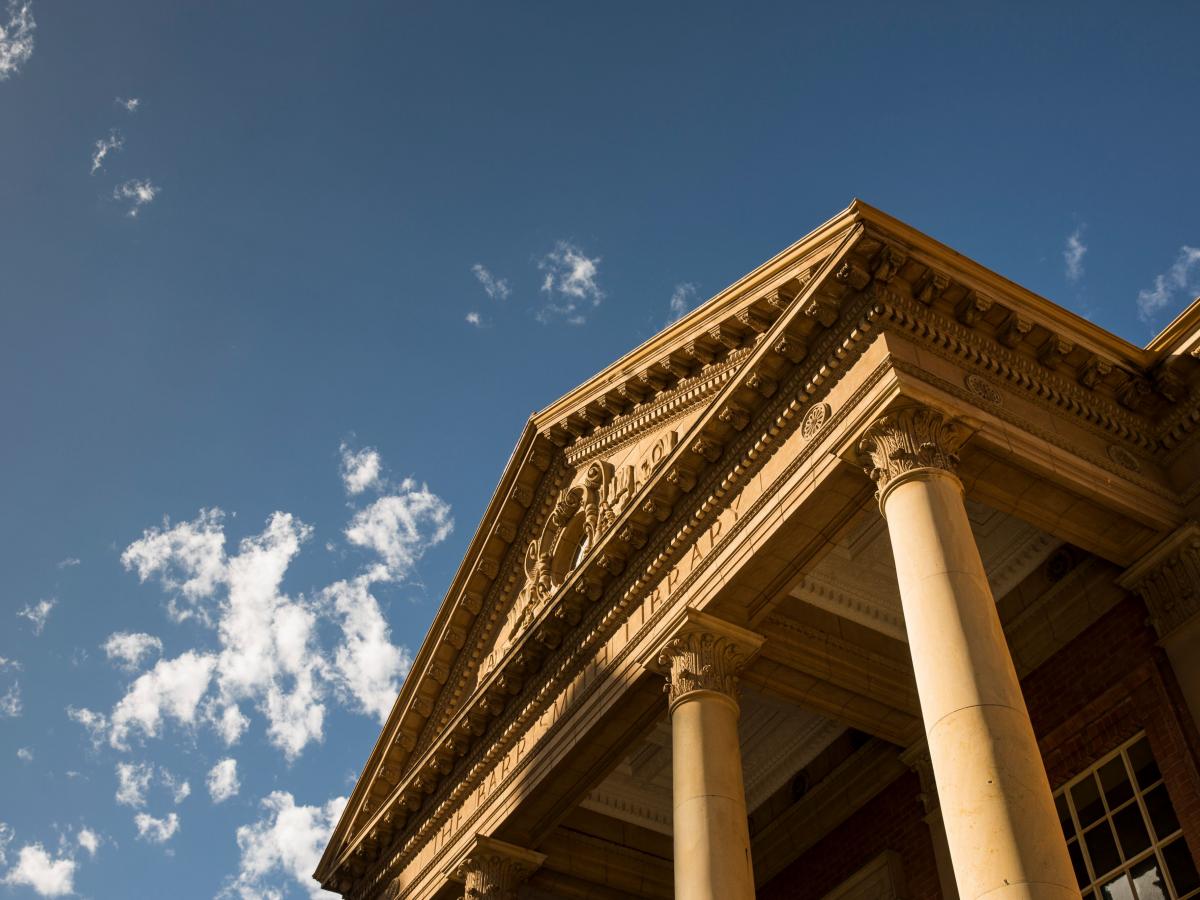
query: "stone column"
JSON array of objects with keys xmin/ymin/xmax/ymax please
[
  {"xmin": 447, "ymin": 835, "xmax": 545, "ymax": 900},
  {"xmin": 656, "ymin": 610, "xmax": 764, "ymax": 900},
  {"xmin": 1120, "ymin": 523, "xmax": 1200, "ymax": 731},
  {"xmin": 901, "ymin": 739, "xmax": 959, "ymax": 900},
  {"xmin": 858, "ymin": 405, "xmax": 1078, "ymax": 900}
]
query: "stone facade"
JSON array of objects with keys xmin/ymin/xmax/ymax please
[{"xmin": 314, "ymin": 202, "xmax": 1200, "ymax": 900}]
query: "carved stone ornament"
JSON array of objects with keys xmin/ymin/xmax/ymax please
[
  {"xmin": 800, "ymin": 402, "xmax": 832, "ymax": 441},
  {"xmin": 1106, "ymin": 444, "xmax": 1141, "ymax": 473},
  {"xmin": 899, "ymin": 740, "xmax": 940, "ymax": 817},
  {"xmin": 654, "ymin": 612, "xmax": 764, "ymax": 709},
  {"xmin": 658, "ymin": 631, "xmax": 746, "ymax": 707},
  {"xmin": 857, "ymin": 406, "xmax": 968, "ymax": 496},
  {"xmin": 1120, "ymin": 523, "xmax": 1200, "ymax": 639},
  {"xmin": 964, "ymin": 373, "xmax": 1002, "ymax": 406},
  {"xmin": 448, "ymin": 835, "xmax": 546, "ymax": 900}
]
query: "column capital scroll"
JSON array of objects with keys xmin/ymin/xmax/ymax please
[
  {"xmin": 1119, "ymin": 522, "xmax": 1200, "ymax": 639},
  {"xmin": 857, "ymin": 405, "xmax": 971, "ymax": 507},
  {"xmin": 651, "ymin": 609, "xmax": 764, "ymax": 710},
  {"xmin": 445, "ymin": 835, "xmax": 546, "ymax": 900}
]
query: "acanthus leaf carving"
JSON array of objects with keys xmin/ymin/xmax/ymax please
[{"xmin": 857, "ymin": 405, "xmax": 968, "ymax": 494}]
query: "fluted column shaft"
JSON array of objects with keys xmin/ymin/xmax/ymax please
[
  {"xmin": 860, "ymin": 407, "xmax": 1079, "ymax": 900},
  {"xmin": 658, "ymin": 615, "xmax": 762, "ymax": 900}
]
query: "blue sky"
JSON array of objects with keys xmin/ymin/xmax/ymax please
[{"xmin": 1, "ymin": 2, "xmax": 1198, "ymax": 897}]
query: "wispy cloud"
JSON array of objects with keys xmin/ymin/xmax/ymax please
[
  {"xmin": 471, "ymin": 263, "xmax": 510, "ymax": 300},
  {"xmin": 116, "ymin": 96, "xmax": 139, "ymax": 113},
  {"xmin": 134, "ymin": 812, "xmax": 179, "ymax": 844},
  {"xmin": 2, "ymin": 843, "xmax": 75, "ymax": 897},
  {"xmin": 0, "ymin": 1, "xmax": 35, "ymax": 81},
  {"xmin": 16, "ymin": 748, "xmax": 31, "ymax": 762},
  {"xmin": 338, "ymin": 443, "xmax": 382, "ymax": 496},
  {"xmin": 1138, "ymin": 246, "xmax": 1200, "ymax": 323},
  {"xmin": 222, "ymin": 792, "xmax": 346, "ymax": 900},
  {"xmin": 103, "ymin": 631, "xmax": 164, "ymax": 671},
  {"xmin": 537, "ymin": 240, "xmax": 603, "ymax": 324},
  {"xmin": 76, "ymin": 829, "xmax": 100, "ymax": 858},
  {"xmin": 465, "ymin": 311, "xmax": 484, "ymax": 328},
  {"xmin": 1064, "ymin": 226, "xmax": 1087, "ymax": 282},
  {"xmin": 667, "ymin": 282, "xmax": 698, "ymax": 324},
  {"xmin": 207, "ymin": 758, "xmax": 239, "ymax": 803},
  {"xmin": 90, "ymin": 130, "xmax": 124, "ymax": 175},
  {"xmin": 17, "ymin": 598, "xmax": 54, "ymax": 635},
  {"xmin": 0, "ymin": 684, "xmax": 20, "ymax": 717},
  {"xmin": 113, "ymin": 179, "xmax": 159, "ymax": 217},
  {"xmin": 56, "ymin": 557, "xmax": 80, "ymax": 569}
]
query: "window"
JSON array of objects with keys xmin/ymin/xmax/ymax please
[{"xmin": 1056, "ymin": 734, "xmax": 1200, "ymax": 900}]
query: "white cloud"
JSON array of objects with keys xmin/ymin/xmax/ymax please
[
  {"xmin": 323, "ymin": 576, "xmax": 411, "ymax": 721},
  {"xmin": 116, "ymin": 96, "xmax": 139, "ymax": 112},
  {"xmin": 66, "ymin": 706, "xmax": 107, "ymax": 747},
  {"xmin": 103, "ymin": 631, "xmax": 164, "ymax": 671},
  {"xmin": 344, "ymin": 481, "xmax": 452, "ymax": 580},
  {"xmin": 0, "ymin": 657, "xmax": 19, "ymax": 670},
  {"xmin": 207, "ymin": 758, "xmax": 239, "ymax": 803},
  {"xmin": 465, "ymin": 310, "xmax": 483, "ymax": 327},
  {"xmin": 76, "ymin": 829, "xmax": 99, "ymax": 858},
  {"xmin": 1064, "ymin": 227, "xmax": 1087, "ymax": 282},
  {"xmin": 122, "ymin": 508, "xmax": 226, "ymax": 624},
  {"xmin": 0, "ymin": 682, "xmax": 21, "ymax": 717},
  {"xmin": 471, "ymin": 263, "xmax": 511, "ymax": 300},
  {"xmin": 56, "ymin": 557, "xmax": 81, "ymax": 569},
  {"xmin": 115, "ymin": 761, "xmax": 154, "ymax": 807},
  {"xmin": 667, "ymin": 282, "xmax": 698, "ymax": 323},
  {"xmin": 338, "ymin": 443, "xmax": 382, "ymax": 496},
  {"xmin": 0, "ymin": 822, "xmax": 10, "ymax": 866},
  {"xmin": 90, "ymin": 129, "xmax": 124, "ymax": 175},
  {"xmin": 2, "ymin": 843, "xmax": 75, "ymax": 897},
  {"xmin": 113, "ymin": 178, "xmax": 159, "ymax": 217},
  {"xmin": 223, "ymin": 792, "xmax": 346, "ymax": 900},
  {"xmin": 16, "ymin": 747, "xmax": 32, "ymax": 762},
  {"xmin": 1138, "ymin": 246, "xmax": 1200, "ymax": 323},
  {"xmin": 0, "ymin": 1, "xmax": 35, "ymax": 81},
  {"xmin": 109, "ymin": 651, "xmax": 217, "ymax": 748},
  {"xmin": 163, "ymin": 771, "xmax": 191, "ymax": 804},
  {"xmin": 537, "ymin": 240, "xmax": 603, "ymax": 324},
  {"xmin": 17, "ymin": 598, "xmax": 55, "ymax": 634},
  {"xmin": 134, "ymin": 812, "xmax": 179, "ymax": 844}
]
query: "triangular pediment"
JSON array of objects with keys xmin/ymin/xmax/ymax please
[{"xmin": 317, "ymin": 198, "xmax": 1183, "ymax": 895}]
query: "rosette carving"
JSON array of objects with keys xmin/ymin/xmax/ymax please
[
  {"xmin": 858, "ymin": 405, "xmax": 967, "ymax": 491},
  {"xmin": 657, "ymin": 631, "xmax": 746, "ymax": 706}
]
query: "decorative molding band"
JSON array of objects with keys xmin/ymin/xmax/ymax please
[{"xmin": 1119, "ymin": 522, "xmax": 1200, "ymax": 638}]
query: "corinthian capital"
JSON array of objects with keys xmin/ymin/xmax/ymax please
[
  {"xmin": 858, "ymin": 405, "xmax": 968, "ymax": 493},
  {"xmin": 1119, "ymin": 523, "xmax": 1200, "ymax": 639},
  {"xmin": 654, "ymin": 610, "xmax": 764, "ymax": 709},
  {"xmin": 448, "ymin": 835, "xmax": 545, "ymax": 900}
]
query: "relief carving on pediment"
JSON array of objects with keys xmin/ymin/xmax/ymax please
[{"xmin": 478, "ymin": 429, "xmax": 679, "ymax": 678}]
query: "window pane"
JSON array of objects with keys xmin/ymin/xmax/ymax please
[
  {"xmin": 1128, "ymin": 738, "xmax": 1161, "ymax": 790},
  {"xmin": 1101, "ymin": 873, "xmax": 1135, "ymax": 900},
  {"xmin": 1100, "ymin": 756, "xmax": 1135, "ymax": 809},
  {"xmin": 1075, "ymin": 775, "xmax": 1107, "ymax": 827},
  {"xmin": 1163, "ymin": 838, "xmax": 1200, "ymax": 897},
  {"xmin": 1069, "ymin": 838, "xmax": 1090, "ymax": 888},
  {"xmin": 1086, "ymin": 823, "xmax": 1122, "ymax": 879},
  {"xmin": 1059, "ymin": 792, "xmax": 1077, "ymax": 839},
  {"xmin": 1143, "ymin": 785, "xmax": 1181, "ymax": 841},
  {"xmin": 1113, "ymin": 803, "xmax": 1152, "ymax": 859},
  {"xmin": 1130, "ymin": 855, "xmax": 1168, "ymax": 900}
]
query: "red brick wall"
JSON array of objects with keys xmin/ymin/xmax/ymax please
[
  {"xmin": 758, "ymin": 771, "xmax": 941, "ymax": 900},
  {"xmin": 758, "ymin": 595, "xmax": 1200, "ymax": 900}
]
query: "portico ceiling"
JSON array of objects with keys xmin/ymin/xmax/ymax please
[
  {"xmin": 581, "ymin": 685, "xmax": 844, "ymax": 836},
  {"xmin": 789, "ymin": 500, "xmax": 1062, "ymax": 642}
]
